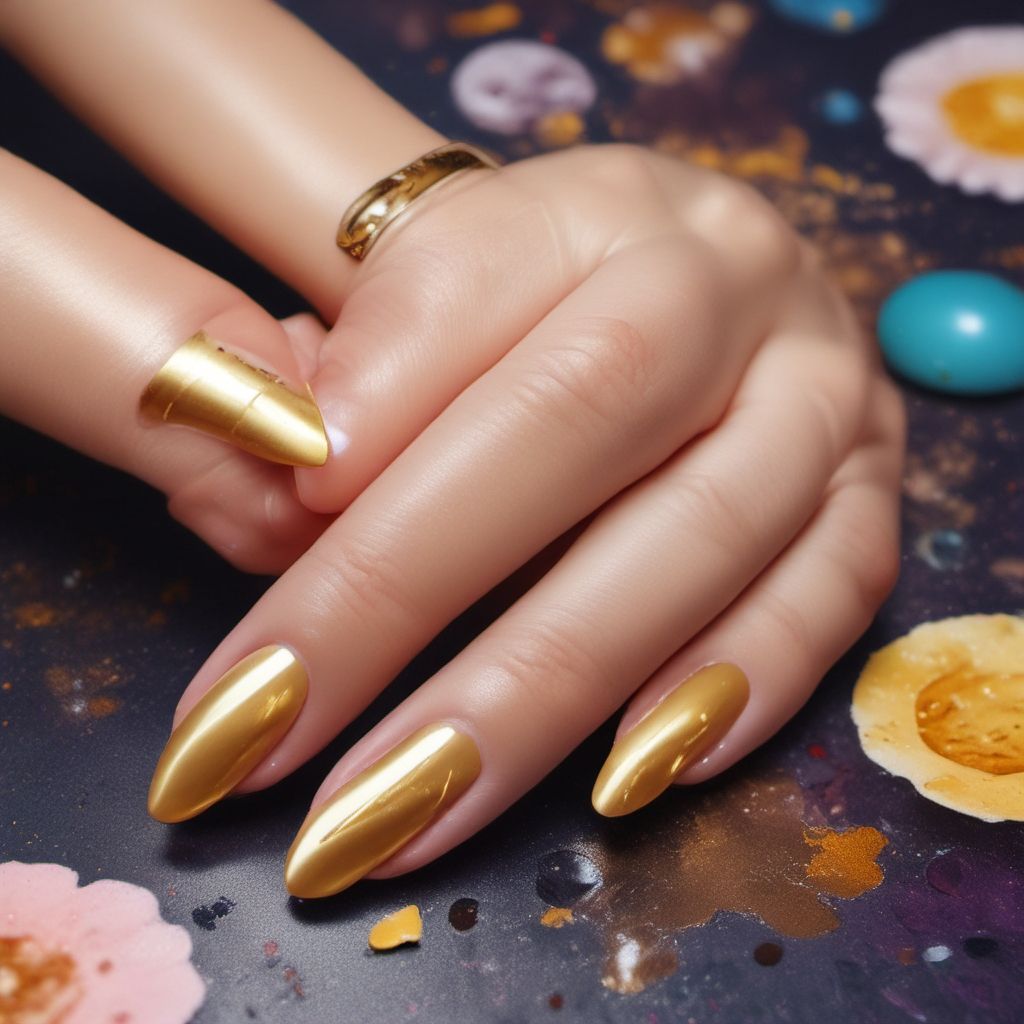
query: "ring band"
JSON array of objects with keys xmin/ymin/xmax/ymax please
[{"xmin": 336, "ymin": 142, "xmax": 499, "ymax": 260}]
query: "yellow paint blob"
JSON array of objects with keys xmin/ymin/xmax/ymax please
[
  {"xmin": 943, "ymin": 74, "xmax": 1024, "ymax": 157},
  {"xmin": 803, "ymin": 826, "xmax": 888, "ymax": 899},
  {"xmin": 916, "ymin": 669, "xmax": 1024, "ymax": 774},
  {"xmin": 539, "ymin": 907, "xmax": 574, "ymax": 928},
  {"xmin": 852, "ymin": 614, "xmax": 1024, "ymax": 822},
  {"xmin": 534, "ymin": 111, "xmax": 586, "ymax": 148},
  {"xmin": 368, "ymin": 905, "xmax": 422, "ymax": 951},
  {"xmin": 447, "ymin": 3, "xmax": 521, "ymax": 38}
]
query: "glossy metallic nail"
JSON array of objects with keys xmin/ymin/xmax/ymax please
[
  {"xmin": 140, "ymin": 331, "xmax": 329, "ymax": 466},
  {"xmin": 592, "ymin": 663, "xmax": 749, "ymax": 818},
  {"xmin": 284, "ymin": 724, "xmax": 481, "ymax": 899},
  {"xmin": 148, "ymin": 645, "xmax": 308, "ymax": 823}
]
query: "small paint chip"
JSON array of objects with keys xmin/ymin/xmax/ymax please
[
  {"xmin": 191, "ymin": 896, "xmax": 236, "ymax": 931},
  {"xmin": 540, "ymin": 907, "xmax": 574, "ymax": 928},
  {"xmin": 753, "ymin": 941, "xmax": 783, "ymax": 966},
  {"xmin": 922, "ymin": 945, "xmax": 952, "ymax": 963},
  {"xmin": 368, "ymin": 905, "xmax": 422, "ymax": 951},
  {"xmin": 448, "ymin": 898, "xmax": 479, "ymax": 931}
]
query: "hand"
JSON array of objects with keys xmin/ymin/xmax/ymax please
[{"xmin": 160, "ymin": 144, "xmax": 905, "ymax": 898}]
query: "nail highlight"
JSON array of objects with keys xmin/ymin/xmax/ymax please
[
  {"xmin": 284, "ymin": 724, "xmax": 481, "ymax": 899},
  {"xmin": 592, "ymin": 663, "xmax": 749, "ymax": 817},
  {"xmin": 140, "ymin": 331, "xmax": 329, "ymax": 466},
  {"xmin": 148, "ymin": 646, "xmax": 308, "ymax": 823}
]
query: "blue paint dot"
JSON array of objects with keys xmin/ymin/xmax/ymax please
[
  {"xmin": 819, "ymin": 89, "xmax": 863, "ymax": 124},
  {"xmin": 769, "ymin": 0, "xmax": 886, "ymax": 33},
  {"xmin": 878, "ymin": 271, "xmax": 1024, "ymax": 396},
  {"xmin": 915, "ymin": 530, "xmax": 967, "ymax": 571}
]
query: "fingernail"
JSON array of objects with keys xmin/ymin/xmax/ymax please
[
  {"xmin": 591, "ymin": 663, "xmax": 749, "ymax": 818},
  {"xmin": 284, "ymin": 724, "xmax": 481, "ymax": 899},
  {"xmin": 148, "ymin": 646, "xmax": 308, "ymax": 823},
  {"xmin": 140, "ymin": 331, "xmax": 329, "ymax": 467}
]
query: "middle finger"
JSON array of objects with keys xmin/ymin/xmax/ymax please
[{"xmin": 147, "ymin": 235, "xmax": 747, "ymax": 822}]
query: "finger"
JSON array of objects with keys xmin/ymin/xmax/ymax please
[
  {"xmin": 0, "ymin": 150, "xmax": 329, "ymax": 572},
  {"xmin": 1, "ymin": 0, "xmax": 445, "ymax": 316},
  {"xmin": 649, "ymin": 376, "xmax": 905, "ymax": 788},
  {"xmin": 148, "ymin": 235, "xmax": 761, "ymax": 823},
  {"xmin": 275, "ymin": 282, "xmax": 873, "ymax": 895}
]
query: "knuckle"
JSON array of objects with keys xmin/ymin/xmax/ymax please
[
  {"xmin": 830, "ymin": 505, "xmax": 901, "ymax": 612},
  {"xmin": 304, "ymin": 535, "xmax": 421, "ymax": 632},
  {"xmin": 669, "ymin": 470, "xmax": 757, "ymax": 552},
  {"xmin": 759, "ymin": 587, "xmax": 814, "ymax": 655},
  {"xmin": 585, "ymin": 143, "xmax": 660, "ymax": 193},
  {"xmin": 715, "ymin": 181, "xmax": 801, "ymax": 276},
  {"xmin": 513, "ymin": 315, "xmax": 661, "ymax": 430},
  {"xmin": 493, "ymin": 616, "xmax": 609, "ymax": 715}
]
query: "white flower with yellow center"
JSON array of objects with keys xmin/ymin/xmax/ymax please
[{"xmin": 875, "ymin": 26, "xmax": 1024, "ymax": 202}]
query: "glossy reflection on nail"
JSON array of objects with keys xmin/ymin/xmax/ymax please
[
  {"xmin": 285, "ymin": 724, "xmax": 481, "ymax": 899},
  {"xmin": 148, "ymin": 646, "xmax": 308, "ymax": 823},
  {"xmin": 140, "ymin": 331, "xmax": 329, "ymax": 466},
  {"xmin": 592, "ymin": 663, "xmax": 749, "ymax": 817}
]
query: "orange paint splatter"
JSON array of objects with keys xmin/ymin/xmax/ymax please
[
  {"xmin": 447, "ymin": 3, "xmax": 521, "ymax": 38},
  {"xmin": 534, "ymin": 111, "xmax": 586, "ymax": 147},
  {"xmin": 13, "ymin": 603, "xmax": 57, "ymax": 628},
  {"xmin": 804, "ymin": 826, "xmax": 888, "ymax": 899},
  {"xmin": 0, "ymin": 936, "xmax": 82, "ymax": 1022},
  {"xmin": 540, "ymin": 907, "xmax": 574, "ymax": 928}
]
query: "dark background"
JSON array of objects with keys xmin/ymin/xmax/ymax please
[{"xmin": 2, "ymin": 2, "xmax": 1023, "ymax": 1022}]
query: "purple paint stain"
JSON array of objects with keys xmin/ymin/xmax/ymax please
[{"xmin": 891, "ymin": 850, "xmax": 1024, "ymax": 1018}]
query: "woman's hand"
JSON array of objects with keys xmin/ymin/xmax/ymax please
[
  {"xmin": 163, "ymin": 144, "xmax": 905, "ymax": 898},
  {"xmin": 2, "ymin": 0, "xmax": 904, "ymax": 900}
]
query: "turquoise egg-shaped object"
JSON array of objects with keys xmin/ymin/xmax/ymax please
[
  {"xmin": 769, "ymin": 0, "xmax": 886, "ymax": 33},
  {"xmin": 878, "ymin": 271, "xmax": 1024, "ymax": 396}
]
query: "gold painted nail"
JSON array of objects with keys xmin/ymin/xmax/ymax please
[
  {"xmin": 148, "ymin": 645, "xmax": 308, "ymax": 823},
  {"xmin": 591, "ymin": 663, "xmax": 749, "ymax": 818},
  {"xmin": 140, "ymin": 331, "xmax": 329, "ymax": 467},
  {"xmin": 284, "ymin": 724, "xmax": 481, "ymax": 899}
]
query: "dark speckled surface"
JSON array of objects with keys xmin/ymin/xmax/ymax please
[{"xmin": 2, "ymin": 2, "xmax": 1023, "ymax": 1022}]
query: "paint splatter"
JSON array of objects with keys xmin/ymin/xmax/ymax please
[
  {"xmin": 191, "ymin": 897, "xmax": 236, "ymax": 931},
  {"xmin": 448, "ymin": 898, "xmax": 479, "ymax": 932},
  {"xmin": 852, "ymin": 614, "xmax": 1024, "ymax": 821},
  {"xmin": 601, "ymin": 5, "xmax": 753, "ymax": 86},
  {"xmin": 915, "ymin": 529, "xmax": 967, "ymax": 571},
  {"xmin": 540, "ymin": 907, "xmax": 574, "ymax": 929},
  {"xmin": 446, "ymin": 3, "xmax": 521, "ymax": 37},
  {"xmin": 579, "ymin": 773, "xmax": 887, "ymax": 992},
  {"xmin": 44, "ymin": 661, "xmax": 125, "ymax": 722},
  {"xmin": 535, "ymin": 850, "xmax": 602, "ymax": 906},
  {"xmin": 368, "ymin": 906, "xmax": 422, "ymax": 951},
  {"xmin": 12, "ymin": 602, "xmax": 58, "ymax": 628},
  {"xmin": 600, "ymin": 933, "xmax": 679, "ymax": 994},
  {"xmin": 754, "ymin": 941, "xmax": 784, "ymax": 965},
  {"xmin": 991, "ymin": 558, "xmax": 1024, "ymax": 595},
  {"xmin": 804, "ymin": 826, "xmax": 889, "ymax": 898}
]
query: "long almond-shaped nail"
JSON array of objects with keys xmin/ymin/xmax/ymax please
[
  {"xmin": 148, "ymin": 646, "xmax": 308, "ymax": 823},
  {"xmin": 140, "ymin": 331, "xmax": 329, "ymax": 466},
  {"xmin": 284, "ymin": 724, "xmax": 481, "ymax": 899},
  {"xmin": 592, "ymin": 663, "xmax": 749, "ymax": 818}
]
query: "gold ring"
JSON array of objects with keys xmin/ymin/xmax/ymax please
[{"xmin": 336, "ymin": 142, "xmax": 499, "ymax": 260}]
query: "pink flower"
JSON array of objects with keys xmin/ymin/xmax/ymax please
[{"xmin": 0, "ymin": 862, "xmax": 204, "ymax": 1024}]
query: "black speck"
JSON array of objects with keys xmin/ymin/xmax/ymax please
[
  {"xmin": 192, "ymin": 896, "xmax": 237, "ymax": 931},
  {"xmin": 963, "ymin": 936, "xmax": 999, "ymax": 959},
  {"xmin": 448, "ymin": 897, "xmax": 479, "ymax": 931},
  {"xmin": 754, "ymin": 942, "xmax": 784, "ymax": 966},
  {"xmin": 536, "ymin": 850, "xmax": 602, "ymax": 906}
]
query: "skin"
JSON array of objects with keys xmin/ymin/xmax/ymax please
[{"xmin": 1, "ymin": 1, "xmax": 904, "ymax": 882}]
